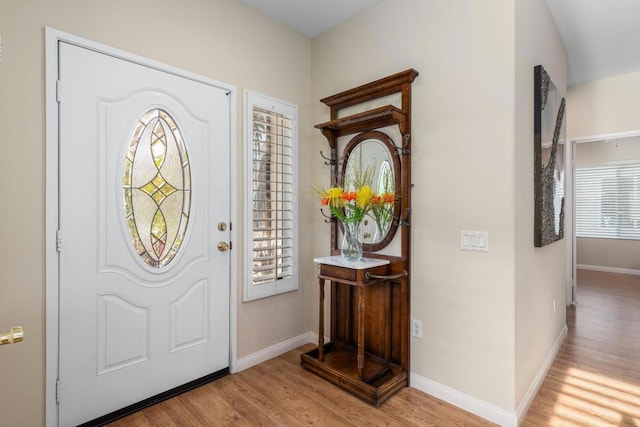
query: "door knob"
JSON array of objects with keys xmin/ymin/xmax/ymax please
[
  {"xmin": 0, "ymin": 326, "xmax": 24, "ymax": 346},
  {"xmin": 217, "ymin": 241, "xmax": 230, "ymax": 252}
]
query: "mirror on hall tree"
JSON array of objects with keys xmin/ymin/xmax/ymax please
[{"xmin": 341, "ymin": 130, "xmax": 401, "ymax": 251}]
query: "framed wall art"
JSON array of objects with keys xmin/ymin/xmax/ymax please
[{"xmin": 534, "ymin": 65, "xmax": 566, "ymax": 247}]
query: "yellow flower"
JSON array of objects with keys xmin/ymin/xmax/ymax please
[
  {"xmin": 325, "ymin": 187, "xmax": 345, "ymax": 209},
  {"xmin": 355, "ymin": 185, "xmax": 374, "ymax": 209}
]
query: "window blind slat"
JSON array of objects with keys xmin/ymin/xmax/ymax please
[
  {"xmin": 575, "ymin": 163, "xmax": 640, "ymax": 240},
  {"xmin": 246, "ymin": 93, "xmax": 298, "ymax": 298},
  {"xmin": 251, "ymin": 102, "xmax": 294, "ymax": 288}
]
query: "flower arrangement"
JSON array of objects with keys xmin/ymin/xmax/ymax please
[
  {"xmin": 319, "ymin": 185, "xmax": 375, "ymax": 226},
  {"xmin": 314, "ymin": 164, "xmax": 395, "ymax": 260},
  {"xmin": 317, "ymin": 187, "xmax": 395, "ymax": 230}
]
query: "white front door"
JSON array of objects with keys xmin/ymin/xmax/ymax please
[{"xmin": 57, "ymin": 42, "xmax": 230, "ymax": 426}]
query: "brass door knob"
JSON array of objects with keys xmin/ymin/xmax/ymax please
[
  {"xmin": 0, "ymin": 326, "xmax": 24, "ymax": 346},
  {"xmin": 217, "ymin": 241, "xmax": 230, "ymax": 252}
]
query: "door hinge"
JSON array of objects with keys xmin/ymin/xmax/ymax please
[
  {"xmin": 56, "ymin": 378, "xmax": 61, "ymax": 404},
  {"xmin": 56, "ymin": 80, "xmax": 61, "ymax": 102},
  {"xmin": 56, "ymin": 229, "xmax": 62, "ymax": 253}
]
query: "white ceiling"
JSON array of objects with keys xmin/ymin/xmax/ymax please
[
  {"xmin": 239, "ymin": 0, "xmax": 381, "ymax": 39},
  {"xmin": 240, "ymin": 0, "xmax": 640, "ymax": 86},
  {"xmin": 546, "ymin": 0, "xmax": 640, "ymax": 85}
]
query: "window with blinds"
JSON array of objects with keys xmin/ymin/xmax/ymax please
[
  {"xmin": 575, "ymin": 162, "xmax": 640, "ymax": 240},
  {"xmin": 244, "ymin": 91, "xmax": 298, "ymax": 301}
]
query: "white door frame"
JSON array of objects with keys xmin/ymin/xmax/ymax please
[
  {"xmin": 565, "ymin": 129, "xmax": 640, "ymax": 306},
  {"xmin": 45, "ymin": 28, "xmax": 238, "ymax": 426}
]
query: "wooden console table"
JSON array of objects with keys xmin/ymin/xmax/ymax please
[{"xmin": 300, "ymin": 256, "xmax": 408, "ymax": 406}]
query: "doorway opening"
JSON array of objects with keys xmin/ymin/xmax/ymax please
[{"xmin": 567, "ymin": 129, "xmax": 640, "ymax": 306}]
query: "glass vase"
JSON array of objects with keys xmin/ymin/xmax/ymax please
[{"xmin": 341, "ymin": 221, "xmax": 363, "ymax": 261}]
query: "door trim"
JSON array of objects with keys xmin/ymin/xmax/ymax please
[{"xmin": 45, "ymin": 27, "xmax": 238, "ymax": 427}]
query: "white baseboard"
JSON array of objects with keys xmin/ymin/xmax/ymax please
[
  {"xmin": 236, "ymin": 332, "xmax": 314, "ymax": 372},
  {"xmin": 410, "ymin": 325, "xmax": 567, "ymax": 427},
  {"xmin": 515, "ymin": 324, "xmax": 568, "ymax": 423},
  {"xmin": 410, "ymin": 374, "xmax": 518, "ymax": 427},
  {"xmin": 577, "ymin": 264, "xmax": 640, "ymax": 276}
]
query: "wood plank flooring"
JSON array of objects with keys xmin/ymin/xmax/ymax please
[
  {"xmin": 522, "ymin": 269, "xmax": 640, "ymax": 426},
  {"xmin": 110, "ymin": 269, "xmax": 640, "ymax": 426},
  {"xmin": 108, "ymin": 342, "xmax": 493, "ymax": 426}
]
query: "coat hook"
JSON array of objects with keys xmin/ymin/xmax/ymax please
[
  {"xmin": 403, "ymin": 133, "xmax": 411, "ymax": 148},
  {"xmin": 320, "ymin": 208, "xmax": 333, "ymax": 223},
  {"xmin": 395, "ymin": 207, "xmax": 412, "ymax": 227},
  {"xmin": 320, "ymin": 150, "xmax": 336, "ymax": 166},
  {"xmin": 393, "ymin": 135, "xmax": 411, "ymax": 156},
  {"xmin": 394, "ymin": 217, "xmax": 411, "ymax": 227},
  {"xmin": 402, "ymin": 134, "xmax": 411, "ymax": 154}
]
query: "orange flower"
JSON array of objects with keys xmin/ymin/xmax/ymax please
[
  {"xmin": 383, "ymin": 193, "xmax": 394, "ymax": 203},
  {"xmin": 321, "ymin": 197, "xmax": 329, "ymax": 206},
  {"xmin": 342, "ymin": 191, "xmax": 357, "ymax": 202},
  {"xmin": 371, "ymin": 195, "xmax": 381, "ymax": 204}
]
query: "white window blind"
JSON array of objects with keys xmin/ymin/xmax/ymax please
[
  {"xmin": 244, "ymin": 91, "xmax": 298, "ymax": 301},
  {"xmin": 575, "ymin": 162, "xmax": 640, "ymax": 240}
]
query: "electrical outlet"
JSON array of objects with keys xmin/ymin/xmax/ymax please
[{"xmin": 412, "ymin": 320, "xmax": 423, "ymax": 338}]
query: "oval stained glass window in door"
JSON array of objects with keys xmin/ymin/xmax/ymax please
[{"xmin": 123, "ymin": 109, "xmax": 191, "ymax": 268}]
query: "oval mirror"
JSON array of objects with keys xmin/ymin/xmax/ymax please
[{"xmin": 341, "ymin": 130, "xmax": 401, "ymax": 251}]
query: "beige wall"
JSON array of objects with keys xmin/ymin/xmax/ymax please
[
  {"xmin": 514, "ymin": 0, "xmax": 568, "ymax": 409},
  {"xmin": 577, "ymin": 137, "xmax": 640, "ymax": 164},
  {"xmin": 577, "ymin": 238, "xmax": 640, "ymax": 270},
  {"xmin": 312, "ymin": 0, "xmax": 564, "ymax": 413},
  {"xmin": 1, "ymin": 0, "xmax": 571, "ymax": 424},
  {"xmin": 575, "ymin": 137, "xmax": 640, "ymax": 270},
  {"xmin": 569, "ymin": 70, "xmax": 640, "ymax": 273},
  {"xmin": 568, "ymin": 71, "xmax": 640, "ymax": 139},
  {"xmin": 0, "ymin": 1, "xmax": 312, "ymax": 425},
  {"xmin": 568, "ymin": 67, "xmax": 640, "ymax": 275}
]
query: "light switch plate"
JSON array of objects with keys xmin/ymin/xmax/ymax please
[{"xmin": 461, "ymin": 231, "xmax": 489, "ymax": 251}]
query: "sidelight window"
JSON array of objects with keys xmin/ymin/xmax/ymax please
[{"xmin": 244, "ymin": 91, "xmax": 298, "ymax": 300}]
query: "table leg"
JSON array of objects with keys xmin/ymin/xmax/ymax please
[
  {"xmin": 318, "ymin": 277, "xmax": 325, "ymax": 362},
  {"xmin": 357, "ymin": 286, "xmax": 365, "ymax": 379}
]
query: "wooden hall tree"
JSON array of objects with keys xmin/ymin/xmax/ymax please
[{"xmin": 301, "ymin": 69, "xmax": 418, "ymax": 405}]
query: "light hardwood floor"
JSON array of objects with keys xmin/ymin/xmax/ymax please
[
  {"xmin": 108, "ymin": 342, "xmax": 494, "ymax": 426},
  {"xmin": 522, "ymin": 269, "xmax": 640, "ymax": 426},
  {"xmin": 110, "ymin": 269, "xmax": 640, "ymax": 426}
]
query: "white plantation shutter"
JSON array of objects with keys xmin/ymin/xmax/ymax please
[
  {"xmin": 244, "ymin": 91, "xmax": 298, "ymax": 301},
  {"xmin": 575, "ymin": 162, "xmax": 640, "ymax": 240}
]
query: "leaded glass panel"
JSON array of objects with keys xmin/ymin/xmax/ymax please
[{"xmin": 123, "ymin": 109, "xmax": 191, "ymax": 268}]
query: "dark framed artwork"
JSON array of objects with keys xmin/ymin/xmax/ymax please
[{"xmin": 534, "ymin": 65, "xmax": 566, "ymax": 247}]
